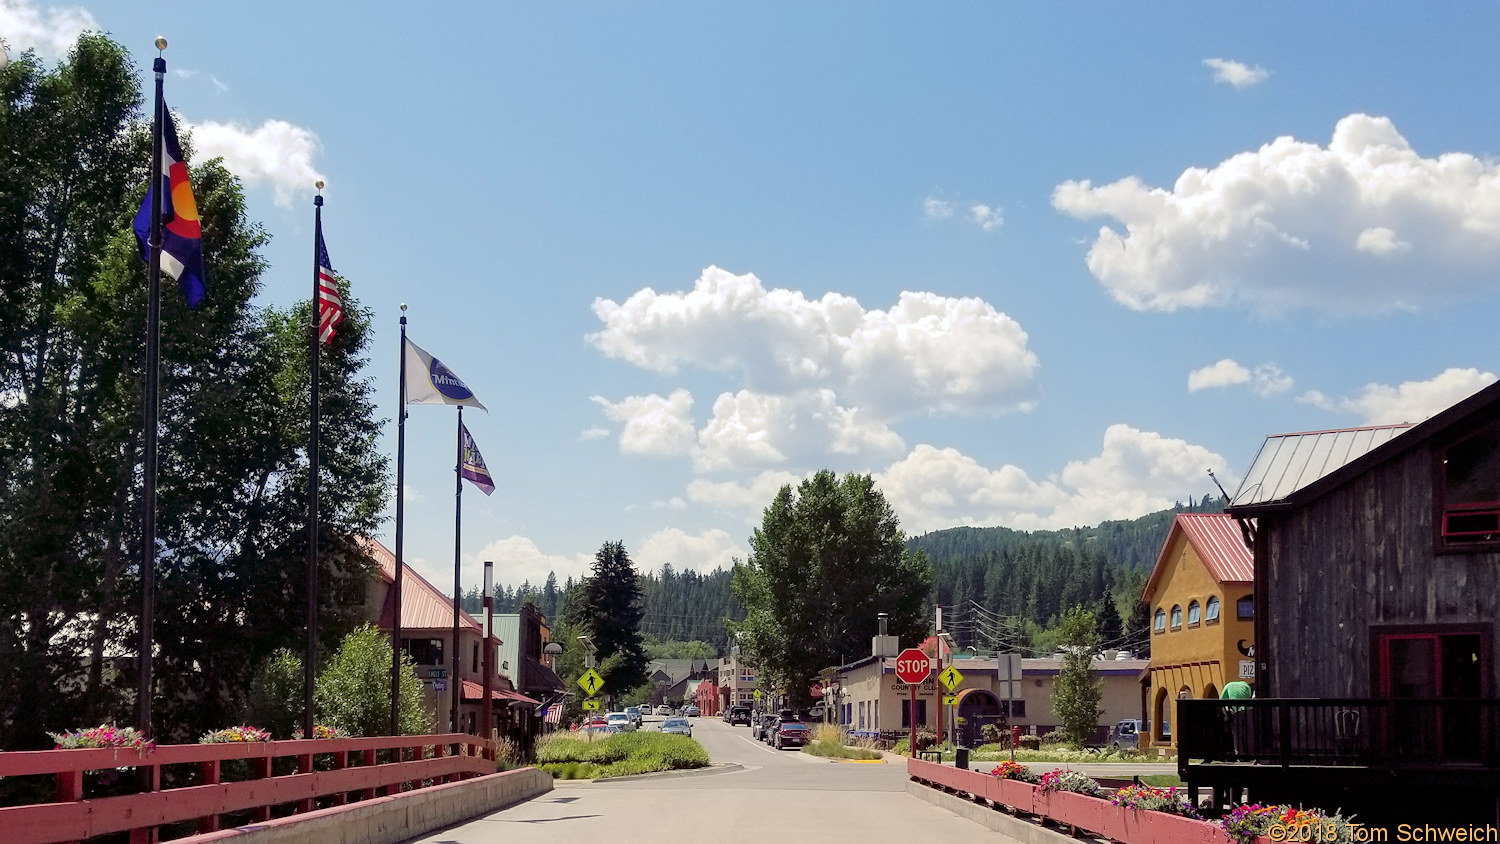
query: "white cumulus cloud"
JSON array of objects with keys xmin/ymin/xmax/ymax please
[
  {"xmin": 924, "ymin": 197, "xmax": 955, "ymax": 219},
  {"xmin": 693, "ymin": 389, "xmax": 905, "ymax": 473},
  {"xmin": 592, "ymin": 389, "xmax": 696, "ymax": 456},
  {"xmin": 1203, "ymin": 58, "xmax": 1270, "ymax": 89},
  {"xmin": 635, "ymin": 528, "xmax": 744, "ymax": 575},
  {"xmin": 969, "ymin": 204, "xmax": 1004, "ymax": 231},
  {"xmin": 687, "ymin": 470, "xmax": 804, "ymax": 523},
  {"xmin": 1299, "ymin": 367, "xmax": 1497, "ymax": 425},
  {"xmin": 186, "ymin": 119, "xmax": 325, "ymax": 208},
  {"xmin": 1188, "ymin": 359, "xmax": 1251, "ymax": 391},
  {"xmin": 472, "ymin": 536, "xmax": 593, "ymax": 588},
  {"xmin": 589, "ymin": 267, "xmax": 1039, "ymax": 417},
  {"xmin": 1188, "ymin": 359, "xmax": 1293, "ymax": 396},
  {"xmin": 0, "ymin": 0, "xmax": 96, "ymax": 60},
  {"xmin": 879, "ymin": 426, "xmax": 1231, "ymax": 534},
  {"xmin": 1053, "ymin": 114, "xmax": 1500, "ymax": 314}
]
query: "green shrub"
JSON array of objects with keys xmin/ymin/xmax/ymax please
[{"xmin": 1019, "ymin": 735, "xmax": 1042, "ymax": 750}]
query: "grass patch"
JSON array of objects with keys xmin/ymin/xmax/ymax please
[
  {"xmin": 802, "ymin": 740, "xmax": 882, "ymax": 760},
  {"xmin": 1135, "ymin": 774, "xmax": 1185, "ymax": 787},
  {"xmin": 536, "ymin": 731, "xmax": 709, "ymax": 779}
]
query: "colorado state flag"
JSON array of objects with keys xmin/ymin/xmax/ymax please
[{"xmin": 133, "ymin": 103, "xmax": 206, "ymax": 307}]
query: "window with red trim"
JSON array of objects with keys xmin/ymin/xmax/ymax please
[{"xmin": 1441, "ymin": 426, "xmax": 1500, "ymax": 545}]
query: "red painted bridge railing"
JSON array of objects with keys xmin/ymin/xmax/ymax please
[{"xmin": 0, "ymin": 733, "xmax": 496, "ymax": 844}]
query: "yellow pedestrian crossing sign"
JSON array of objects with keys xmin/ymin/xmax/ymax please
[
  {"xmin": 753, "ymin": 689, "xmax": 761, "ymax": 701},
  {"xmin": 578, "ymin": 668, "xmax": 605, "ymax": 696},
  {"xmin": 938, "ymin": 665, "xmax": 964, "ymax": 691},
  {"xmin": 582, "ymin": 700, "xmax": 600, "ymax": 711}
]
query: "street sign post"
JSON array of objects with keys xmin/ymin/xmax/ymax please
[{"xmin": 894, "ymin": 648, "xmax": 931, "ymax": 755}]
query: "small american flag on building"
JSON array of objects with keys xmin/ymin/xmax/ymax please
[
  {"xmin": 316, "ymin": 226, "xmax": 343, "ymax": 344},
  {"xmin": 544, "ymin": 704, "xmax": 563, "ymax": 725}
]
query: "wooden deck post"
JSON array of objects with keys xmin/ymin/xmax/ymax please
[{"xmin": 197, "ymin": 759, "xmax": 221, "ymax": 833}]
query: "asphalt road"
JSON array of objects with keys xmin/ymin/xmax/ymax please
[{"xmin": 400, "ymin": 715, "xmax": 1020, "ymax": 844}]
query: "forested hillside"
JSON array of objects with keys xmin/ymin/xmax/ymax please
[
  {"xmin": 473, "ymin": 495, "xmax": 1225, "ymax": 661},
  {"xmin": 915, "ymin": 495, "xmax": 1227, "ymax": 657},
  {"xmin": 465, "ymin": 564, "xmax": 744, "ymax": 653}
]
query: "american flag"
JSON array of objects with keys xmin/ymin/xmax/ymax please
[
  {"xmin": 316, "ymin": 226, "xmax": 343, "ymax": 344},
  {"xmin": 544, "ymin": 703, "xmax": 563, "ymax": 725}
]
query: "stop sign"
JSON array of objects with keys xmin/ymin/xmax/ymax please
[{"xmin": 894, "ymin": 648, "xmax": 931, "ymax": 685}]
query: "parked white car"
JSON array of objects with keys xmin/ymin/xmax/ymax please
[{"xmin": 606, "ymin": 712, "xmax": 636, "ymax": 732}]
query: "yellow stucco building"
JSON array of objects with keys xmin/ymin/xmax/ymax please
[{"xmin": 1142, "ymin": 513, "xmax": 1254, "ymax": 752}]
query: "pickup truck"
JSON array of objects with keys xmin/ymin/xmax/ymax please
[{"xmin": 1109, "ymin": 718, "xmax": 1144, "ymax": 751}]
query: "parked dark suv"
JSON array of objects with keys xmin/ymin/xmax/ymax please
[{"xmin": 727, "ymin": 706, "xmax": 752, "ymax": 726}]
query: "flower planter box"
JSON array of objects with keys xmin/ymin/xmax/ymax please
[
  {"xmin": 982, "ymin": 776, "xmax": 1035, "ymax": 813},
  {"xmin": 1112, "ymin": 806, "xmax": 1229, "ymax": 844},
  {"xmin": 906, "ymin": 758, "xmax": 1241, "ymax": 844},
  {"xmin": 1035, "ymin": 787, "xmax": 1112, "ymax": 836}
]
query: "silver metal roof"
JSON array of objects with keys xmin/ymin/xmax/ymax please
[{"xmin": 1231, "ymin": 424, "xmax": 1414, "ymax": 507}]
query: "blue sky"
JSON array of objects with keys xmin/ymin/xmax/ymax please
[{"xmin": 8, "ymin": 2, "xmax": 1500, "ymax": 593}]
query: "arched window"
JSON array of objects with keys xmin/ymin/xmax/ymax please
[
  {"xmin": 1205, "ymin": 596, "xmax": 1221, "ymax": 623},
  {"xmin": 1187, "ymin": 601, "xmax": 1201, "ymax": 626},
  {"xmin": 1237, "ymin": 595, "xmax": 1255, "ymax": 620},
  {"xmin": 1153, "ymin": 608, "xmax": 1167, "ymax": 633},
  {"xmin": 1170, "ymin": 605, "xmax": 1183, "ymax": 629}
]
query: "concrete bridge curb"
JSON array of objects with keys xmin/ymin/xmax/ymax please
[
  {"xmin": 905, "ymin": 778, "xmax": 1080, "ymax": 844},
  {"xmin": 179, "ymin": 767, "xmax": 553, "ymax": 844}
]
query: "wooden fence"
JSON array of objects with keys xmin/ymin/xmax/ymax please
[{"xmin": 0, "ymin": 733, "xmax": 495, "ymax": 844}]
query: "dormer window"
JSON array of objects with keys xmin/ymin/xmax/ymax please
[
  {"xmin": 1187, "ymin": 601, "xmax": 1201, "ymax": 627},
  {"xmin": 1441, "ymin": 425, "xmax": 1500, "ymax": 545},
  {"xmin": 1170, "ymin": 605, "xmax": 1183, "ymax": 630}
]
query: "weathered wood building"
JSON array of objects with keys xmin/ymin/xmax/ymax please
[{"xmin": 1178, "ymin": 381, "xmax": 1500, "ymax": 825}]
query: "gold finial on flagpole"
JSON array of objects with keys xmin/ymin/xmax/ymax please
[
  {"xmin": 315, "ymin": 180, "xmax": 325, "ymax": 193},
  {"xmin": 400, "ymin": 303, "xmax": 408, "ymax": 312},
  {"xmin": 155, "ymin": 36, "xmax": 168, "ymax": 52}
]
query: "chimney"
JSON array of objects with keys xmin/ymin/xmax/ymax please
[{"xmin": 872, "ymin": 612, "xmax": 899, "ymax": 658}]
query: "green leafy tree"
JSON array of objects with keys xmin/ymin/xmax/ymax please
[
  {"xmin": 243, "ymin": 649, "xmax": 304, "ymax": 739},
  {"xmin": 570, "ymin": 541, "xmax": 649, "ymax": 696},
  {"xmin": 1052, "ymin": 606, "xmax": 1104, "ymax": 748},
  {"xmin": 731, "ymin": 471, "xmax": 932, "ymax": 706},
  {"xmin": 315, "ymin": 625, "xmax": 432, "ymax": 737},
  {"xmin": 0, "ymin": 34, "xmax": 389, "ymax": 748}
]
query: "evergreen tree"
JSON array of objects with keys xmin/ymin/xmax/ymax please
[
  {"xmin": 573, "ymin": 541, "xmax": 649, "ymax": 696},
  {"xmin": 1095, "ymin": 595, "xmax": 1125, "ymax": 648},
  {"xmin": 1052, "ymin": 606, "xmax": 1104, "ymax": 748}
]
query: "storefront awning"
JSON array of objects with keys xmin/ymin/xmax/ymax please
[{"xmin": 461, "ymin": 680, "xmax": 540, "ymax": 705}]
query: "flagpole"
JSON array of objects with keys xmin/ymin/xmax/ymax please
[
  {"xmin": 138, "ymin": 36, "xmax": 168, "ymax": 740},
  {"xmin": 451, "ymin": 405, "xmax": 464, "ymax": 734},
  {"xmin": 393, "ymin": 307, "xmax": 408, "ymax": 736},
  {"xmin": 305, "ymin": 184, "xmax": 325, "ymax": 740}
]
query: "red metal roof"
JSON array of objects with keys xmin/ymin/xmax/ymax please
[
  {"xmin": 1143, "ymin": 513, "xmax": 1253, "ymax": 602},
  {"xmin": 361, "ymin": 536, "xmax": 482, "ymax": 633}
]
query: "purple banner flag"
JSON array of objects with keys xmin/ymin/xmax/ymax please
[{"xmin": 460, "ymin": 423, "xmax": 495, "ymax": 496}]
